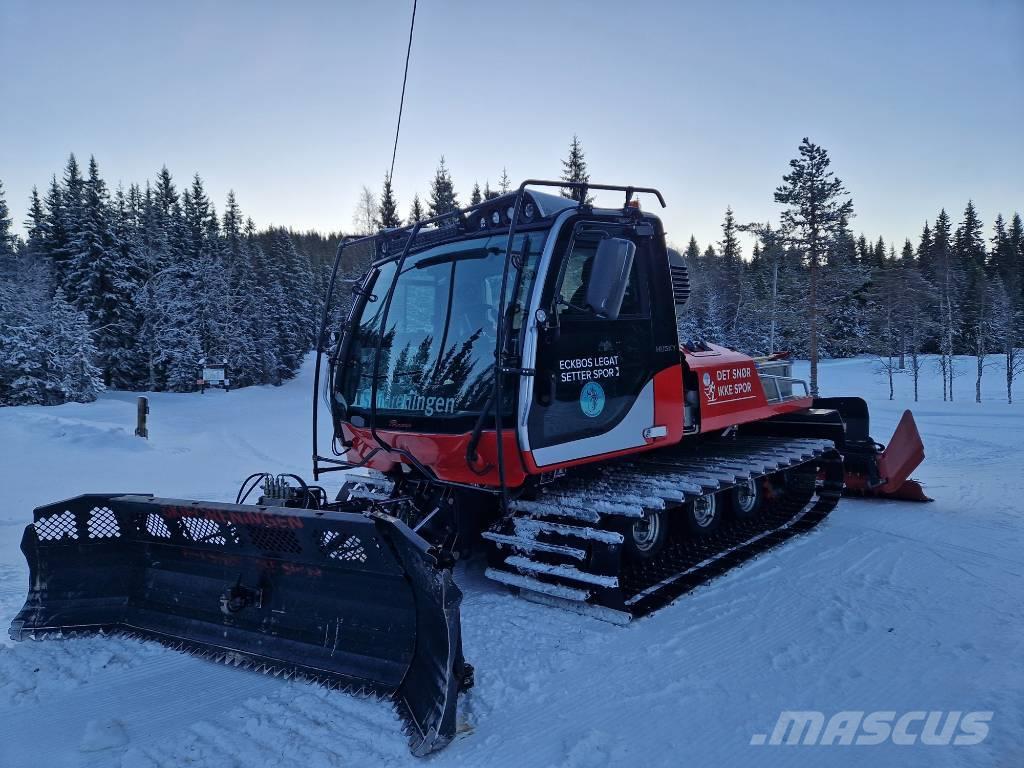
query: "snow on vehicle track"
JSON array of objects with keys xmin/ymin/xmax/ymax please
[{"xmin": 0, "ymin": 356, "xmax": 1021, "ymax": 767}]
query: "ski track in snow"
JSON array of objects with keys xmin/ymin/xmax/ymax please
[{"xmin": 0, "ymin": 355, "xmax": 1022, "ymax": 767}]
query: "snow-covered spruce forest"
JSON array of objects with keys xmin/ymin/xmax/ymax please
[
  {"xmin": 1, "ymin": 140, "xmax": 1023, "ymax": 408},
  {"xmin": 0, "ymin": 156, "xmax": 343, "ymax": 406}
]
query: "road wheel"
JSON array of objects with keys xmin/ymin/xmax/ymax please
[
  {"xmin": 731, "ymin": 478, "xmax": 763, "ymax": 519},
  {"xmin": 684, "ymin": 492, "xmax": 722, "ymax": 536},
  {"xmin": 623, "ymin": 509, "xmax": 668, "ymax": 560}
]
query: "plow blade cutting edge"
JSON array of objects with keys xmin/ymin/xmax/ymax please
[{"xmin": 9, "ymin": 494, "xmax": 464, "ymax": 756}]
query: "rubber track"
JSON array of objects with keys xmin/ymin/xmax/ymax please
[{"xmin": 485, "ymin": 437, "xmax": 845, "ymax": 619}]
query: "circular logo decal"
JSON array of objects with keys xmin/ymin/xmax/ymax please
[
  {"xmin": 702, "ymin": 371, "xmax": 717, "ymax": 402},
  {"xmin": 580, "ymin": 381, "xmax": 606, "ymax": 418}
]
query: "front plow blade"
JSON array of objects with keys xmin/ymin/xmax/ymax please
[{"xmin": 10, "ymin": 494, "xmax": 464, "ymax": 755}]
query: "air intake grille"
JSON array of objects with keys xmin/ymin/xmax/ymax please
[{"xmin": 670, "ymin": 264, "xmax": 690, "ymax": 305}]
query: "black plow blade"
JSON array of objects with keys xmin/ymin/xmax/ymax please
[{"xmin": 10, "ymin": 494, "xmax": 465, "ymax": 756}]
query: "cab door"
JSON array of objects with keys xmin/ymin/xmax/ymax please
[{"xmin": 526, "ymin": 221, "xmax": 656, "ymax": 467}]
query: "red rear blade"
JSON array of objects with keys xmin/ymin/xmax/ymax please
[{"xmin": 877, "ymin": 410, "xmax": 927, "ymax": 496}]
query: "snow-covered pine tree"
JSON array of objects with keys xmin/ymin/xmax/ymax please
[
  {"xmin": 470, "ymin": 182, "xmax": 482, "ymax": 207},
  {"xmin": 819, "ymin": 212, "xmax": 869, "ymax": 359},
  {"xmin": 672, "ymin": 239, "xmax": 701, "ymax": 343},
  {"xmin": 48, "ymin": 287, "xmax": 104, "ymax": 402},
  {"xmin": 183, "ymin": 174, "xmax": 228, "ymax": 367},
  {"xmin": 0, "ymin": 182, "xmax": 57, "ymax": 405},
  {"xmin": 855, "ymin": 234, "xmax": 870, "ymax": 265},
  {"xmin": 870, "ymin": 237, "xmax": 886, "ymax": 269},
  {"xmin": 498, "ymin": 168, "xmax": 511, "ymax": 195},
  {"xmin": 46, "ymin": 155, "xmax": 87, "ymax": 290},
  {"xmin": 23, "ymin": 186, "xmax": 46, "ymax": 257},
  {"xmin": 428, "ymin": 157, "xmax": 458, "ymax": 217},
  {"xmin": 737, "ymin": 222, "xmax": 790, "ymax": 355},
  {"xmin": 683, "ymin": 236, "xmax": 701, "ymax": 263},
  {"xmin": 265, "ymin": 226, "xmax": 314, "ymax": 378},
  {"xmin": 145, "ymin": 168, "xmax": 200, "ymax": 391},
  {"xmin": 152, "ymin": 166, "xmax": 185, "ymax": 271},
  {"xmin": 0, "ymin": 291, "xmax": 52, "ymax": 405},
  {"xmin": 929, "ymin": 209, "xmax": 962, "ymax": 400},
  {"xmin": 696, "ymin": 244, "xmax": 727, "ymax": 343},
  {"xmin": 774, "ymin": 138, "xmax": 855, "ymax": 396},
  {"xmin": 40, "ymin": 177, "xmax": 70, "ymax": 290},
  {"xmin": 954, "ymin": 200, "xmax": 987, "ymax": 356},
  {"xmin": 378, "ymin": 174, "xmax": 400, "ymax": 228},
  {"xmin": 990, "ymin": 213, "xmax": 1022, "ymax": 402},
  {"xmin": 64, "ymin": 157, "xmax": 126, "ymax": 387},
  {"xmin": 219, "ymin": 192, "xmax": 261, "ymax": 387},
  {"xmin": 717, "ymin": 207, "xmax": 743, "ymax": 346},
  {"xmin": 408, "ymin": 194, "xmax": 425, "ymax": 224},
  {"xmin": 0, "ymin": 181, "xmax": 36, "ymax": 403},
  {"xmin": 0, "ymin": 180, "xmax": 14, "ymax": 257},
  {"xmin": 560, "ymin": 136, "xmax": 592, "ymax": 204},
  {"xmin": 1010, "ymin": 213, "xmax": 1024, "ymax": 307},
  {"xmin": 104, "ymin": 184, "xmax": 148, "ymax": 389},
  {"xmin": 252, "ymin": 222, "xmax": 300, "ymax": 384},
  {"xmin": 901, "ymin": 239, "xmax": 915, "ymax": 262},
  {"xmin": 916, "ymin": 222, "xmax": 933, "ymax": 274}
]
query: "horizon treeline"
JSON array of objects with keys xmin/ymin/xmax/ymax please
[
  {"xmin": 676, "ymin": 168, "xmax": 1023, "ymax": 404},
  {"xmin": 0, "ymin": 155, "xmax": 345, "ymax": 405},
  {"xmin": 352, "ymin": 136, "xmax": 1023, "ymax": 404},
  {"xmin": 2, "ymin": 138, "xmax": 1023, "ymax": 408}
]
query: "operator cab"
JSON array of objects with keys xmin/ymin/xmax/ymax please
[{"xmin": 326, "ymin": 185, "xmax": 682, "ymax": 486}]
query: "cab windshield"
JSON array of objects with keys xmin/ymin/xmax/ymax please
[{"xmin": 336, "ymin": 231, "xmax": 545, "ymax": 428}]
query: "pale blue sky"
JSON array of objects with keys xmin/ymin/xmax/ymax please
[{"xmin": 1, "ymin": 0, "xmax": 1021, "ymax": 251}]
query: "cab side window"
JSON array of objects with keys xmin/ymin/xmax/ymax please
[{"xmin": 557, "ymin": 236, "xmax": 642, "ymax": 318}]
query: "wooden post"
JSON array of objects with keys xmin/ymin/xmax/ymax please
[{"xmin": 135, "ymin": 396, "xmax": 149, "ymax": 439}]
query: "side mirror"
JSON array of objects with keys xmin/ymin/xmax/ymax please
[{"xmin": 586, "ymin": 237, "xmax": 636, "ymax": 321}]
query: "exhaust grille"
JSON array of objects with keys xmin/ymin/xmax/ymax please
[{"xmin": 670, "ymin": 264, "xmax": 690, "ymax": 305}]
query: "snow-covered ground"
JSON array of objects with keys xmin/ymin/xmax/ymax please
[{"xmin": 0, "ymin": 355, "xmax": 1021, "ymax": 767}]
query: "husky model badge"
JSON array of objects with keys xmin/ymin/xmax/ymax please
[
  {"xmin": 580, "ymin": 381, "xmax": 606, "ymax": 417},
  {"xmin": 702, "ymin": 372, "xmax": 717, "ymax": 403}
]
